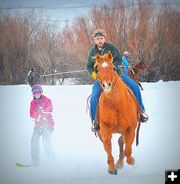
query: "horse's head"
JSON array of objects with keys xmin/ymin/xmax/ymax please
[
  {"xmin": 95, "ymin": 51, "xmax": 118, "ymax": 93},
  {"xmin": 139, "ymin": 61, "xmax": 148, "ymax": 71}
]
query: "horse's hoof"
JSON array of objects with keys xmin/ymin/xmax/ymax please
[
  {"xmin": 127, "ymin": 157, "xmax": 135, "ymax": 165},
  {"xmin": 116, "ymin": 160, "xmax": 124, "ymax": 170},
  {"xmin": 108, "ymin": 168, "xmax": 118, "ymax": 175}
]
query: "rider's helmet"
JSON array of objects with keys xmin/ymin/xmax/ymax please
[
  {"xmin": 31, "ymin": 84, "xmax": 43, "ymax": 94},
  {"xmin": 123, "ymin": 51, "xmax": 129, "ymax": 56},
  {"xmin": 31, "ymin": 67, "xmax": 36, "ymax": 72}
]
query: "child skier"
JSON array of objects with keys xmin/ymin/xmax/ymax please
[{"xmin": 30, "ymin": 84, "xmax": 55, "ymax": 165}]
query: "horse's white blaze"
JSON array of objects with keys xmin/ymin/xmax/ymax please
[{"xmin": 102, "ymin": 62, "xmax": 108, "ymax": 68}]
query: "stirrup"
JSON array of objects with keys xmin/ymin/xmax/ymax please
[
  {"xmin": 91, "ymin": 120, "xmax": 100, "ymax": 132},
  {"xmin": 140, "ymin": 111, "xmax": 148, "ymax": 122}
]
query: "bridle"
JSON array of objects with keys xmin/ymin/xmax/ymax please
[{"xmin": 97, "ymin": 68, "xmax": 118, "ymax": 94}]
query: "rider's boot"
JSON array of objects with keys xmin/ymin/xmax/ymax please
[
  {"xmin": 140, "ymin": 111, "xmax": 149, "ymax": 122},
  {"xmin": 91, "ymin": 118, "xmax": 100, "ymax": 132}
]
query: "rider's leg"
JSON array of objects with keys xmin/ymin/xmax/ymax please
[
  {"xmin": 90, "ymin": 80, "xmax": 102, "ymax": 121},
  {"xmin": 120, "ymin": 74, "xmax": 148, "ymax": 122},
  {"xmin": 123, "ymin": 66, "xmax": 129, "ymax": 76},
  {"xmin": 120, "ymin": 74, "xmax": 145, "ymax": 110}
]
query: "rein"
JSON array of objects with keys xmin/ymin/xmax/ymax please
[
  {"xmin": 126, "ymin": 87, "xmax": 142, "ymax": 146},
  {"xmin": 136, "ymin": 120, "xmax": 141, "ymax": 146}
]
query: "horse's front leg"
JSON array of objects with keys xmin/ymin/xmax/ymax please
[
  {"xmin": 116, "ymin": 135, "xmax": 124, "ymax": 169},
  {"xmin": 124, "ymin": 127, "xmax": 135, "ymax": 165},
  {"xmin": 102, "ymin": 134, "xmax": 117, "ymax": 175}
]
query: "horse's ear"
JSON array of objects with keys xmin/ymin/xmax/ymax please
[
  {"xmin": 95, "ymin": 54, "xmax": 101, "ymax": 61},
  {"xmin": 107, "ymin": 51, "xmax": 113, "ymax": 60},
  {"xmin": 94, "ymin": 54, "xmax": 101, "ymax": 71}
]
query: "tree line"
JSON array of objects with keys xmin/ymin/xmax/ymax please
[{"xmin": 0, "ymin": 0, "xmax": 180, "ymax": 85}]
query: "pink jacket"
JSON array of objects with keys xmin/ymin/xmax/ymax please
[{"xmin": 30, "ymin": 95, "xmax": 54, "ymax": 128}]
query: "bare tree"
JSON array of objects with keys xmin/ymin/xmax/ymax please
[{"xmin": 0, "ymin": 0, "xmax": 179, "ymax": 84}]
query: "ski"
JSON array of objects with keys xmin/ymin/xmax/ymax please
[{"xmin": 16, "ymin": 162, "xmax": 38, "ymax": 167}]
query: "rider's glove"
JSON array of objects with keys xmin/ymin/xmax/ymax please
[{"xmin": 91, "ymin": 71, "xmax": 97, "ymax": 80}]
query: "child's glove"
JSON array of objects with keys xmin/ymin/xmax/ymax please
[
  {"xmin": 40, "ymin": 107, "xmax": 52, "ymax": 117},
  {"xmin": 39, "ymin": 107, "xmax": 44, "ymax": 113},
  {"xmin": 91, "ymin": 71, "xmax": 97, "ymax": 80},
  {"xmin": 37, "ymin": 113, "xmax": 48, "ymax": 122},
  {"xmin": 36, "ymin": 113, "xmax": 42, "ymax": 122}
]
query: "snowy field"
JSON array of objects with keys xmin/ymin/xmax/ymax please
[{"xmin": 0, "ymin": 81, "xmax": 180, "ymax": 184}]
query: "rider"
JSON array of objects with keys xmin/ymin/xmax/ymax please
[
  {"xmin": 122, "ymin": 51, "xmax": 134, "ymax": 76},
  {"xmin": 27, "ymin": 68, "xmax": 40, "ymax": 87},
  {"xmin": 86, "ymin": 29, "xmax": 148, "ymax": 132}
]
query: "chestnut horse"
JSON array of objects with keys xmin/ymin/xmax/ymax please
[
  {"xmin": 95, "ymin": 52, "xmax": 140, "ymax": 175},
  {"xmin": 128, "ymin": 61, "xmax": 147, "ymax": 90}
]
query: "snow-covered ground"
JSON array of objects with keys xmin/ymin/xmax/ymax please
[{"xmin": 0, "ymin": 81, "xmax": 180, "ymax": 184}]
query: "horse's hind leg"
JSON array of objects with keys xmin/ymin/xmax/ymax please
[
  {"xmin": 124, "ymin": 128, "xmax": 135, "ymax": 165},
  {"xmin": 116, "ymin": 135, "xmax": 124, "ymax": 169}
]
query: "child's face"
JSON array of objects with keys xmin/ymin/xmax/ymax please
[{"xmin": 33, "ymin": 92, "xmax": 41, "ymax": 99}]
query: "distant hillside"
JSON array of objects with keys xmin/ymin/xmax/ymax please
[
  {"xmin": 0, "ymin": 0, "xmax": 108, "ymax": 9},
  {"xmin": 0, "ymin": 0, "xmax": 179, "ymax": 9}
]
